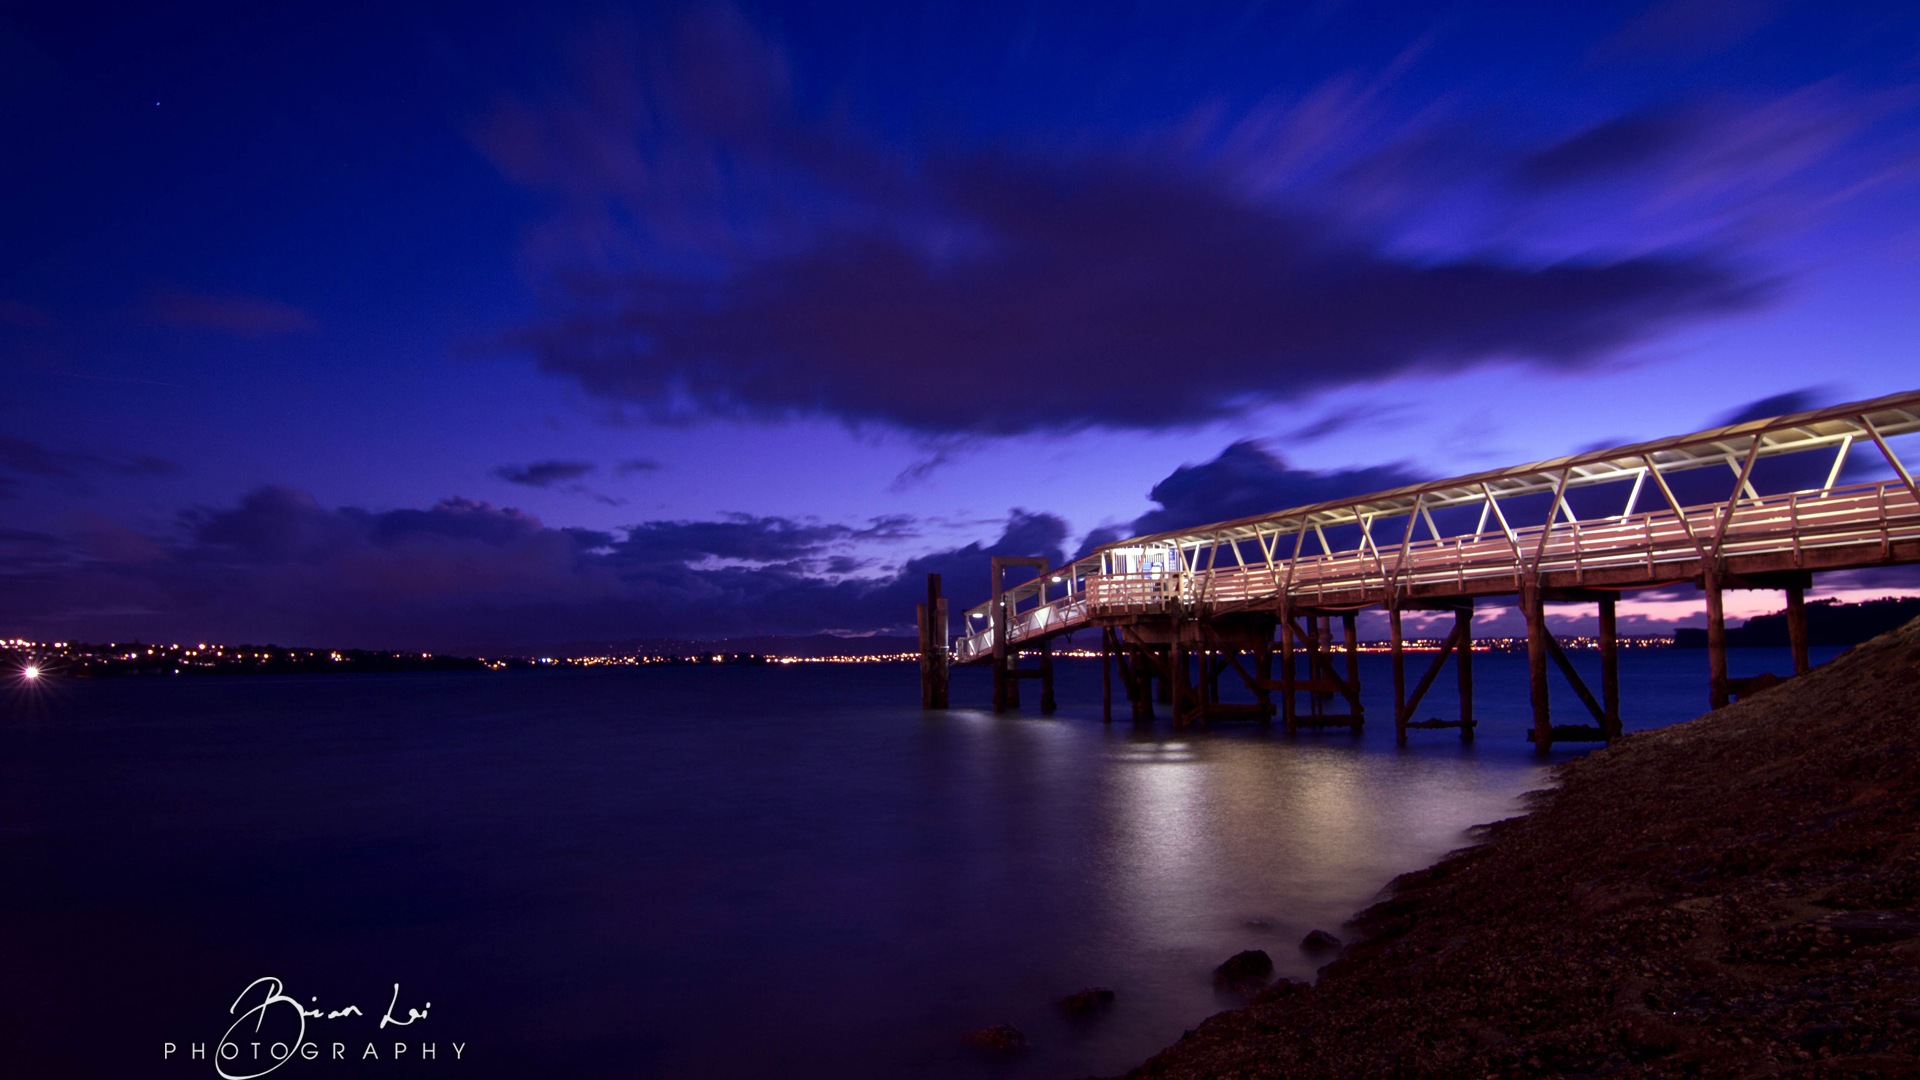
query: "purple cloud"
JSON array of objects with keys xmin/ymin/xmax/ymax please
[
  {"xmin": 0, "ymin": 433, "xmax": 177, "ymax": 498},
  {"xmin": 1129, "ymin": 441, "xmax": 1429, "ymax": 537},
  {"xmin": 511, "ymin": 154, "xmax": 1762, "ymax": 436},
  {"xmin": 1599, "ymin": 0, "xmax": 1781, "ymax": 60},
  {"xmin": 892, "ymin": 509, "xmax": 1069, "ymax": 608},
  {"xmin": 0, "ymin": 487, "xmax": 1024, "ymax": 652},
  {"xmin": 481, "ymin": 7, "xmax": 1770, "ymax": 437},
  {"xmin": 1519, "ymin": 109, "xmax": 1704, "ymax": 189},
  {"xmin": 613, "ymin": 515, "xmax": 864, "ymax": 566},
  {"xmin": 150, "ymin": 288, "xmax": 318, "ymax": 337},
  {"xmin": 494, "ymin": 460, "xmax": 597, "ymax": 487},
  {"xmin": 1713, "ymin": 386, "xmax": 1831, "ymax": 427}
]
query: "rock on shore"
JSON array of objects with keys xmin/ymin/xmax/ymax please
[{"xmin": 1123, "ymin": 617, "xmax": 1920, "ymax": 1078}]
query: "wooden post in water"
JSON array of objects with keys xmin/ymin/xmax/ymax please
[
  {"xmin": 1038, "ymin": 637, "xmax": 1056, "ymax": 714},
  {"xmin": 1316, "ymin": 616, "xmax": 1332, "ymax": 718},
  {"xmin": 991, "ymin": 576, "xmax": 1009, "ymax": 713},
  {"xmin": 1342, "ymin": 612, "xmax": 1361, "ymax": 730},
  {"xmin": 1170, "ymin": 634, "xmax": 1187, "ymax": 728},
  {"xmin": 918, "ymin": 573, "xmax": 949, "ymax": 710},
  {"xmin": 1132, "ymin": 643, "xmax": 1154, "ymax": 723},
  {"xmin": 1456, "ymin": 602, "xmax": 1474, "ymax": 742},
  {"xmin": 1279, "ymin": 611, "xmax": 1297, "ymax": 735},
  {"xmin": 1705, "ymin": 570, "xmax": 1729, "ymax": 710},
  {"xmin": 1598, "ymin": 592, "xmax": 1619, "ymax": 739},
  {"xmin": 1524, "ymin": 578, "xmax": 1551, "ymax": 751},
  {"xmin": 1254, "ymin": 635, "xmax": 1274, "ymax": 724},
  {"xmin": 1390, "ymin": 605, "xmax": 1407, "ymax": 744},
  {"xmin": 988, "ymin": 556, "xmax": 1049, "ymax": 713},
  {"xmin": 1786, "ymin": 583, "xmax": 1810, "ymax": 676},
  {"xmin": 1101, "ymin": 628, "xmax": 1113, "ymax": 723}
]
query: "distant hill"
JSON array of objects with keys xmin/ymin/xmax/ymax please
[
  {"xmin": 1675, "ymin": 596, "xmax": 1920, "ymax": 649},
  {"xmin": 515, "ymin": 634, "xmax": 921, "ymax": 659}
]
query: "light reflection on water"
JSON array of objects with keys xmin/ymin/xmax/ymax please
[{"xmin": 0, "ymin": 647, "xmax": 1837, "ymax": 1078}]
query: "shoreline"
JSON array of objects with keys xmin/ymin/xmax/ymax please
[{"xmin": 1120, "ymin": 619, "xmax": 1920, "ymax": 1077}]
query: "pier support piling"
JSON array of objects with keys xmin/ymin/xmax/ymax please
[
  {"xmin": 1457, "ymin": 602, "xmax": 1475, "ymax": 742},
  {"xmin": 1132, "ymin": 644, "xmax": 1155, "ymax": 723},
  {"xmin": 991, "ymin": 581, "xmax": 1009, "ymax": 713},
  {"xmin": 1390, "ymin": 606, "xmax": 1407, "ymax": 744},
  {"xmin": 1101, "ymin": 628, "xmax": 1113, "ymax": 723},
  {"xmin": 1343, "ymin": 613, "xmax": 1363, "ymax": 731},
  {"xmin": 1279, "ymin": 613, "xmax": 1297, "ymax": 735},
  {"xmin": 1599, "ymin": 593, "xmax": 1620, "ymax": 739},
  {"xmin": 1170, "ymin": 635, "xmax": 1188, "ymax": 728},
  {"xmin": 918, "ymin": 573, "xmax": 949, "ymax": 710},
  {"xmin": 1786, "ymin": 583, "xmax": 1810, "ymax": 677},
  {"xmin": 1254, "ymin": 639, "xmax": 1274, "ymax": 724},
  {"xmin": 1524, "ymin": 579, "xmax": 1551, "ymax": 752},
  {"xmin": 1313, "ymin": 616, "xmax": 1332, "ymax": 718},
  {"xmin": 988, "ymin": 556, "xmax": 1048, "ymax": 713},
  {"xmin": 1038, "ymin": 638, "xmax": 1056, "ymax": 714},
  {"xmin": 1706, "ymin": 570, "xmax": 1729, "ymax": 710}
]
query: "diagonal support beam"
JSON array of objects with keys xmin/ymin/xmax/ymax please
[
  {"xmin": 1864, "ymin": 415, "xmax": 1920, "ymax": 508},
  {"xmin": 1707, "ymin": 437, "xmax": 1764, "ymax": 562},
  {"xmin": 1399, "ymin": 618, "xmax": 1465, "ymax": 722},
  {"xmin": 1643, "ymin": 453, "xmax": 1707, "ymax": 560},
  {"xmin": 1543, "ymin": 633, "xmax": 1608, "ymax": 727}
]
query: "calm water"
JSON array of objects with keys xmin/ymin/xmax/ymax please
[{"xmin": 0, "ymin": 646, "xmax": 1836, "ymax": 1078}]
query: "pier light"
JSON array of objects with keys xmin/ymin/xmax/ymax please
[{"xmin": 21, "ymin": 665, "xmax": 39, "ymax": 681}]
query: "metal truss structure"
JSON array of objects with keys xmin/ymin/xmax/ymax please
[{"xmin": 929, "ymin": 389, "xmax": 1920, "ymax": 747}]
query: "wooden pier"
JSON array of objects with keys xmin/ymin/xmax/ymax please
[{"xmin": 917, "ymin": 390, "xmax": 1920, "ymax": 750}]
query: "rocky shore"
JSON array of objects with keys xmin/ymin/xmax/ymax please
[{"xmin": 1123, "ymin": 617, "xmax": 1920, "ymax": 1078}]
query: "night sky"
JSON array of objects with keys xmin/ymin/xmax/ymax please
[{"xmin": 5, "ymin": 1, "xmax": 1919, "ymax": 653}]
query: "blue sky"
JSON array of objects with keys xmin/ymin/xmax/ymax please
[{"xmin": 3, "ymin": 0, "xmax": 1918, "ymax": 650}]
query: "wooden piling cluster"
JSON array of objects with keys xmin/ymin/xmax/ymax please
[
  {"xmin": 1517, "ymin": 584, "xmax": 1620, "ymax": 749},
  {"xmin": 924, "ymin": 567, "xmax": 1804, "ymax": 756},
  {"xmin": 1387, "ymin": 600, "xmax": 1475, "ymax": 744},
  {"xmin": 931, "ymin": 561, "xmax": 1822, "ymax": 757},
  {"xmin": 1705, "ymin": 570, "xmax": 1813, "ymax": 709},
  {"xmin": 988, "ymin": 557, "xmax": 1056, "ymax": 715},
  {"xmin": 1096, "ymin": 615, "xmax": 1278, "ymax": 728}
]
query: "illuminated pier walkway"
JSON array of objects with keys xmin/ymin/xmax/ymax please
[{"xmin": 918, "ymin": 390, "xmax": 1920, "ymax": 749}]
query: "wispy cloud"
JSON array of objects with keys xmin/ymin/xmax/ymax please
[
  {"xmin": 149, "ymin": 288, "xmax": 318, "ymax": 337},
  {"xmin": 494, "ymin": 460, "xmax": 597, "ymax": 487},
  {"xmin": 0, "ymin": 433, "xmax": 178, "ymax": 499}
]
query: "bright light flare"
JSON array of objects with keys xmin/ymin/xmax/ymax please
[{"xmin": 21, "ymin": 665, "xmax": 40, "ymax": 680}]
